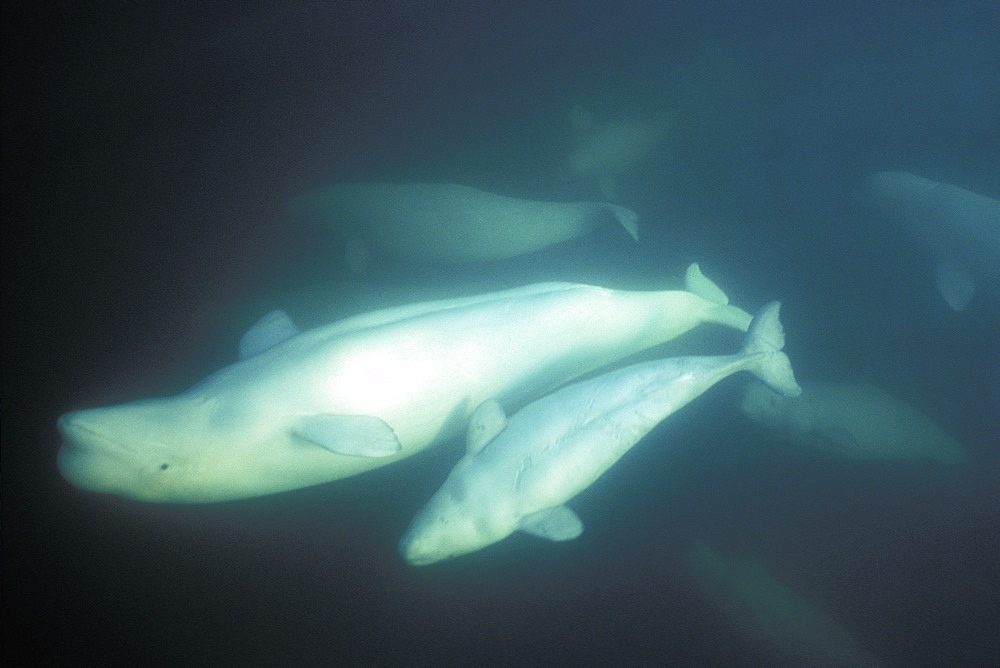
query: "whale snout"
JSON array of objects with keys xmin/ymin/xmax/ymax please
[
  {"xmin": 58, "ymin": 416, "xmax": 120, "ymax": 492},
  {"xmin": 58, "ymin": 410, "xmax": 109, "ymax": 458},
  {"xmin": 398, "ymin": 529, "xmax": 436, "ymax": 566},
  {"xmin": 57, "ymin": 409, "xmax": 132, "ymax": 458},
  {"xmin": 56, "ymin": 408, "xmax": 148, "ymax": 497},
  {"xmin": 59, "ymin": 408, "xmax": 115, "ymax": 444},
  {"xmin": 398, "ymin": 515, "xmax": 457, "ymax": 567},
  {"xmin": 56, "ymin": 410, "xmax": 82, "ymax": 440}
]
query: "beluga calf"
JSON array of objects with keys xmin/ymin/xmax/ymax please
[
  {"xmin": 58, "ymin": 264, "xmax": 752, "ymax": 504},
  {"xmin": 400, "ymin": 301, "xmax": 800, "ymax": 566}
]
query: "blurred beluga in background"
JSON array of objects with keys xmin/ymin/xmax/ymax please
[
  {"xmin": 858, "ymin": 171, "xmax": 1000, "ymax": 312},
  {"xmin": 288, "ymin": 182, "xmax": 639, "ymax": 272},
  {"xmin": 561, "ymin": 104, "xmax": 674, "ymax": 201},
  {"xmin": 740, "ymin": 380, "xmax": 967, "ymax": 465},
  {"xmin": 686, "ymin": 541, "xmax": 885, "ymax": 667}
]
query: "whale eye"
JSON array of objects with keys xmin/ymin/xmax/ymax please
[{"xmin": 159, "ymin": 463, "xmax": 170, "ymax": 471}]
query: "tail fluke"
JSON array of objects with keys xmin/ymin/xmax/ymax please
[
  {"xmin": 684, "ymin": 263, "xmax": 729, "ymax": 305},
  {"xmin": 741, "ymin": 301, "xmax": 801, "ymax": 397},
  {"xmin": 684, "ymin": 263, "xmax": 753, "ymax": 332}
]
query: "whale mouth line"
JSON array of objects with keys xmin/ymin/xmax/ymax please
[
  {"xmin": 59, "ymin": 439, "xmax": 141, "ymax": 475},
  {"xmin": 58, "ymin": 417, "xmax": 141, "ymax": 457}
]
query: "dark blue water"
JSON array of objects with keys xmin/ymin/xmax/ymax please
[{"xmin": 5, "ymin": 2, "xmax": 998, "ymax": 665}]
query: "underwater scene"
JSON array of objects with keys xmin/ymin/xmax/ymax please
[{"xmin": 5, "ymin": 1, "xmax": 999, "ymax": 665}]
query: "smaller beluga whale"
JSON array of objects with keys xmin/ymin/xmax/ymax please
[
  {"xmin": 399, "ymin": 301, "xmax": 800, "ymax": 566},
  {"xmin": 562, "ymin": 105, "xmax": 673, "ymax": 200},
  {"xmin": 288, "ymin": 182, "xmax": 639, "ymax": 271},
  {"xmin": 58, "ymin": 264, "xmax": 752, "ymax": 503}
]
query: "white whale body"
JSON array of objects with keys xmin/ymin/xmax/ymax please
[
  {"xmin": 563, "ymin": 105, "xmax": 673, "ymax": 200},
  {"xmin": 859, "ymin": 171, "xmax": 1000, "ymax": 310},
  {"xmin": 740, "ymin": 380, "xmax": 967, "ymax": 465},
  {"xmin": 687, "ymin": 541, "xmax": 884, "ymax": 667},
  {"xmin": 289, "ymin": 182, "xmax": 639, "ymax": 268},
  {"xmin": 400, "ymin": 301, "xmax": 800, "ymax": 566},
  {"xmin": 58, "ymin": 264, "xmax": 751, "ymax": 503}
]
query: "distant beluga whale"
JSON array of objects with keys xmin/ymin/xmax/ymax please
[
  {"xmin": 58, "ymin": 264, "xmax": 752, "ymax": 503},
  {"xmin": 562, "ymin": 105, "xmax": 673, "ymax": 200},
  {"xmin": 858, "ymin": 171, "xmax": 1000, "ymax": 311},
  {"xmin": 686, "ymin": 541, "xmax": 885, "ymax": 667},
  {"xmin": 740, "ymin": 380, "xmax": 967, "ymax": 465},
  {"xmin": 288, "ymin": 182, "xmax": 639, "ymax": 270},
  {"xmin": 400, "ymin": 301, "xmax": 800, "ymax": 566}
]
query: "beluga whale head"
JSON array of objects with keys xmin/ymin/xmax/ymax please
[
  {"xmin": 57, "ymin": 397, "xmax": 220, "ymax": 503},
  {"xmin": 398, "ymin": 456, "xmax": 508, "ymax": 566},
  {"xmin": 56, "ymin": 372, "xmax": 402, "ymax": 504},
  {"xmin": 56, "ymin": 309, "xmax": 409, "ymax": 503},
  {"xmin": 57, "ymin": 384, "xmax": 402, "ymax": 504},
  {"xmin": 55, "ymin": 391, "xmax": 320, "ymax": 504}
]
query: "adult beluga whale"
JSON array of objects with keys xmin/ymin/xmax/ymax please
[
  {"xmin": 858, "ymin": 171, "xmax": 1000, "ymax": 311},
  {"xmin": 58, "ymin": 264, "xmax": 752, "ymax": 504},
  {"xmin": 399, "ymin": 301, "xmax": 800, "ymax": 566},
  {"xmin": 562, "ymin": 105, "xmax": 673, "ymax": 200},
  {"xmin": 288, "ymin": 182, "xmax": 638, "ymax": 271}
]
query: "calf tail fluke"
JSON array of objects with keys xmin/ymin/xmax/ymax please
[{"xmin": 742, "ymin": 301, "xmax": 801, "ymax": 397}]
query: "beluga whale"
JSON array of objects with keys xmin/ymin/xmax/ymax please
[
  {"xmin": 686, "ymin": 541, "xmax": 885, "ymax": 667},
  {"xmin": 858, "ymin": 171, "xmax": 1000, "ymax": 311},
  {"xmin": 58, "ymin": 264, "xmax": 753, "ymax": 504},
  {"xmin": 288, "ymin": 182, "xmax": 639, "ymax": 271},
  {"xmin": 400, "ymin": 301, "xmax": 800, "ymax": 566},
  {"xmin": 740, "ymin": 380, "xmax": 967, "ymax": 465},
  {"xmin": 562, "ymin": 105, "xmax": 673, "ymax": 200}
]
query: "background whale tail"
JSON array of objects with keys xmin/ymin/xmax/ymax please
[{"xmin": 606, "ymin": 204, "xmax": 640, "ymax": 241}]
